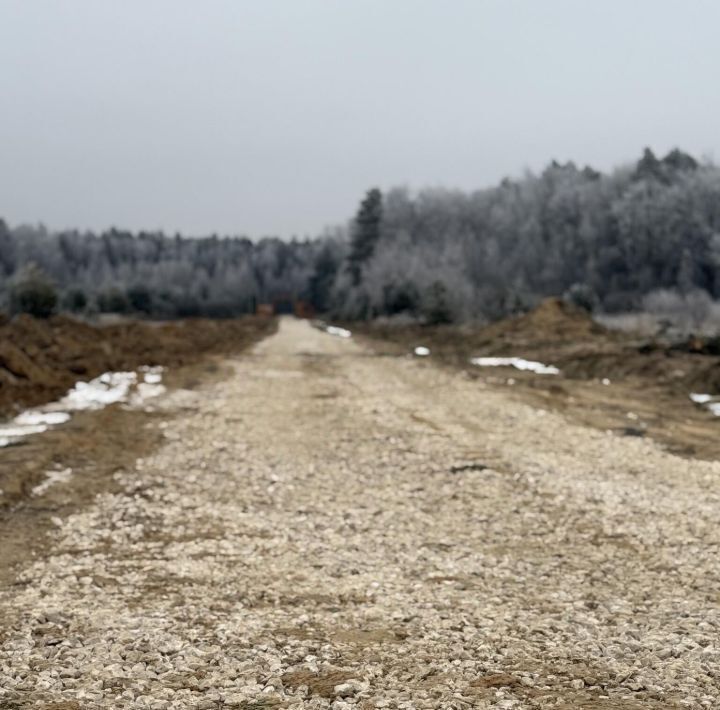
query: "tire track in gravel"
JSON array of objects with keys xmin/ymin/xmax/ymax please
[{"xmin": 1, "ymin": 317, "xmax": 719, "ymax": 708}]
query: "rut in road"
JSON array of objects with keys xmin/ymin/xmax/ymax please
[{"xmin": 1, "ymin": 317, "xmax": 719, "ymax": 708}]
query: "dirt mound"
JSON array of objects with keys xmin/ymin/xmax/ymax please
[
  {"xmin": 0, "ymin": 315, "xmax": 276, "ymax": 417},
  {"xmin": 352, "ymin": 299, "xmax": 618, "ymax": 370},
  {"xmin": 354, "ymin": 298, "xmax": 720, "ymax": 395},
  {"xmin": 478, "ymin": 298, "xmax": 610, "ymax": 346}
]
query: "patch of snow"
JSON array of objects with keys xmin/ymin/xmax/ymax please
[
  {"xmin": 32, "ymin": 468, "xmax": 73, "ymax": 496},
  {"xmin": 0, "ymin": 423, "xmax": 48, "ymax": 441},
  {"xmin": 470, "ymin": 357, "xmax": 560, "ymax": 375},
  {"xmin": 414, "ymin": 346, "xmax": 430, "ymax": 357},
  {"xmin": 688, "ymin": 392, "xmax": 720, "ymax": 417},
  {"xmin": 60, "ymin": 372, "xmax": 137, "ymax": 410},
  {"xmin": 141, "ymin": 365, "xmax": 164, "ymax": 384},
  {"xmin": 15, "ymin": 411, "xmax": 71, "ymax": 426},
  {"xmin": 326, "ymin": 325, "xmax": 352, "ymax": 339},
  {"xmin": 690, "ymin": 393, "xmax": 713, "ymax": 404},
  {"xmin": 0, "ymin": 366, "xmax": 167, "ymax": 448}
]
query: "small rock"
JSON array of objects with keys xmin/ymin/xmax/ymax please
[{"xmin": 335, "ymin": 680, "xmax": 363, "ymax": 697}]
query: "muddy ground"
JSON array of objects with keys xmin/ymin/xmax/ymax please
[
  {"xmin": 0, "ymin": 314, "xmax": 277, "ymax": 417},
  {"xmin": 349, "ymin": 299, "xmax": 720, "ymax": 461}
]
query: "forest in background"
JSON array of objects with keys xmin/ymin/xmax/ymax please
[{"xmin": 2, "ymin": 147, "xmax": 720, "ymax": 325}]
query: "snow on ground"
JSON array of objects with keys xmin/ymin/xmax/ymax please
[
  {"xmin": 0, "ymin": 367, "xmax": 167, "ymax": 448},
  {"xmin": 470, "ymin": 356, "xmax": 560, "ymax": 375},
  {"xmin": 59, "ymin": 372, "xmax": 138, "ymax": 410},
  {"xmin": 690, "ymin": 392, "xmax": 720, "ymax": 416},
  {"xmin": 325, "ymin": 325, "xmax": 352, "ymax": 338},
  {"xmin": 690, "ymin": 393, "xmax": 713, "ymax": 404}
]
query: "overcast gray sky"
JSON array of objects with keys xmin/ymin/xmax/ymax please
[{"xmin": 1, "ymin": 1, "xmax": 718, "ymax": 238}]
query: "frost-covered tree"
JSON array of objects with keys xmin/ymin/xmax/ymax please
[{"xmin": 2, "ymin": 147, "xmax": 719, "ymax": 323}]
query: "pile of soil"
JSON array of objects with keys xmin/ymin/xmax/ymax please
[
  {"xmin": 355, "ymin": 298, "xmax": 720, "ymax": 394},
  {"xmin": 356, "ymin": 299, "xmax": 615, "ymax": 364},
  {"xmin": 476, "ymin": 297, "xmax": 612, "ymax": 346},
  {"xmin": 0, "ymin": 314, "xmax": 276, "ymax": 417}
]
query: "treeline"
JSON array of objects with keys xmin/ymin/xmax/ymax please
[
  {"xmin": 0, "ymin": 226, "xmax": 324, "ymax": 318},
  {"xmin": 2, "ymin": 147, "xmax": 720, "ymax": 323},
  {"xmin": 330, "ymin": 148, "xmax": 720, "ymax": 323}
]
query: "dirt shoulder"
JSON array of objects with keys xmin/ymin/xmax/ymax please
[
  {"xmin": 0, "ymin": 317, "xmax": 275, "ymax": 590},
  {"xmin": 0, "ymin": 314, "xmax": 277, "ymax": 417},
  {"xmin": 348, "ymin": 299, "xmax": 720, "ymax": 460}
]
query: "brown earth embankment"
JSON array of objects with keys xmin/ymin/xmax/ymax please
[
  {"xmin": 351, "ymin": 299, "xmax": 720, "ymax": 393},
  {"xmin": 0, "ymin": 314, "xmax": 277, "ymax": 417}
]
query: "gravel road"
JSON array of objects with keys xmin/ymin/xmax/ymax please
[{"xmin": 1, "ymin": 317, "xmax": 719, "ymax": 708}]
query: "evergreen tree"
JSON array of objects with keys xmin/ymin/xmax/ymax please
[
  {"xmin": 347, "ymin": 188, "xmax": 383, "ymax": 285},
  {"xmin": 634, "ymin": 147, "xmax": 664, "ymax": 182},
  {"xmin": 309, "ymin": 244, "xmax": 340, "ymax": 312},
  {"xmin": 422, "ymin": 281, "xmax": 453, "ymax": 324}
]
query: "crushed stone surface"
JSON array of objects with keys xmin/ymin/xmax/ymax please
[{"xmin": 1, "ymin": 318, "xmax": 719, "ymax": 708}]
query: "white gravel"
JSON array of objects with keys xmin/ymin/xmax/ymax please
[{"xmin": 1, "ymin": 318, "xmax": 719, "ymax": 708}]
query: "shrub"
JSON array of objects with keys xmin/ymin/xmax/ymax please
[
  {"xmin": 97, "ymin": 288, "xmax": 130, "ymax": 313},
  {"xmin": 62, "ymin": 288, "xmax": 88, "ymax": 312},
  {"xmin": 127, "ymin": 284, "xmax": 153, "ymax": 314},
  {"xmin": 422, "ymin": 281, "xmax": 454, "ymax": 324},
  {"xmin": 9, "ymin": 264, "xmax": 57, "ymax": 318},
  {"xmin": 563, "ymin": 283, "xmax": 597, "ymax": 312}
]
